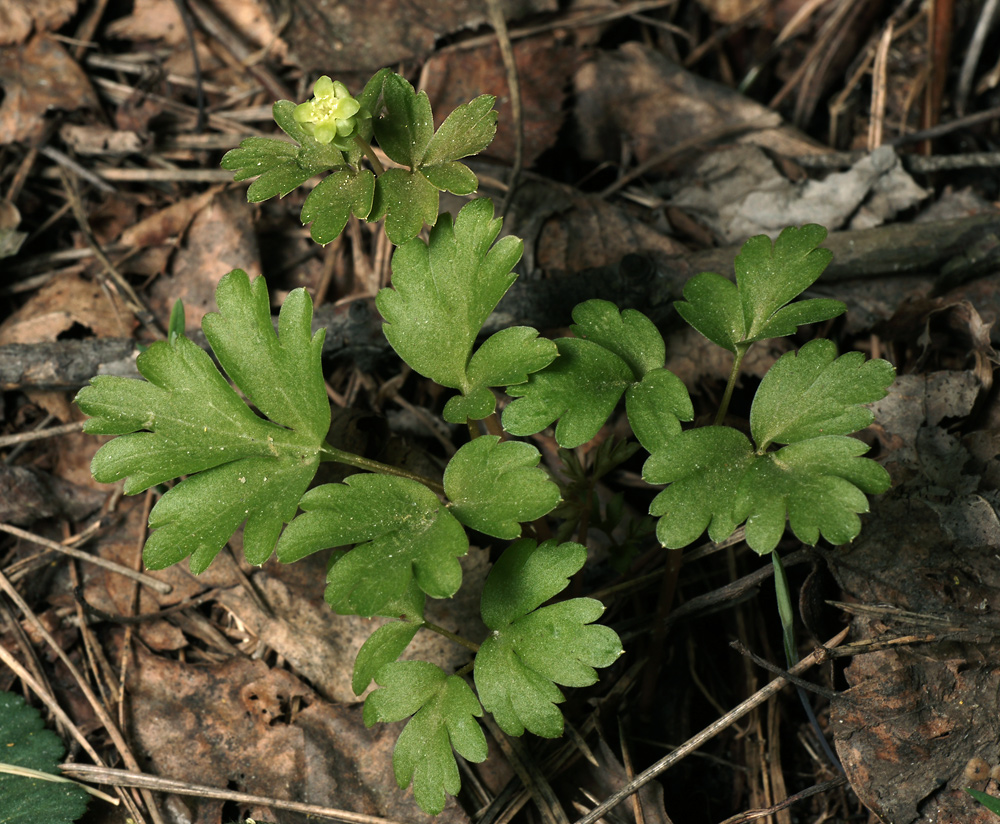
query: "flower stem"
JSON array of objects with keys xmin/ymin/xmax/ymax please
[
  {"xmin": 320, "ymin": 442, "xmax": 444, "ymax": 494},
  {"xmin": 715, "ymin": 344, "xmax": 749, "ymax": 426},
  {"xmin": 355, "ymin": 135, "xmax": 384, "ymax": 175},
  {"xmin": 422, "ymin": 620, "xmax": 480, "ymax": 652}
]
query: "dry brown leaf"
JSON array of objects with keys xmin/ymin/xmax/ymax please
[
  {"xmin": 218, "ymin": 548, "xmax": 490, "ymax": 704},
  {"xmin": 283, "ymin": 0, "xmax": 556, "ymax": 75},
  {"xmin": 0, "ymin": 34, "xmax": 97, "ymax": 145},
  {"xmin": 121, "ymin": 643, "xmax": 470, "ymax": 824},
  {"xmin": 213, "ymin": 0, "xmax": 287, "ymax": 61},
  {"xmin": 422, "ymin": 33, "xmax": 579, "ymax": 168},
  {"xmin": 119, "ymin": 188, "xmax": 220, "ymax": 248},
  {"xmin": 0, "ymin": 0, "xmax": 76, "ymax": 46},
  {"xmin": 105, "ymin": 0, "xmax": 187, "ymax": 46},
  {"xmin": 573, "ymin": 42, "xmax": 818, "ymax": 175},
  {"xmin": 0, "ymin": 271, "xmax": 133, "ymax": 344},
  {"xmin": 695, "ymin": 0, "xmax": 766, "ymax": 24},
  {"xmin": 147, "ymin": 189, "xmax": 259, "ymax": 331}
]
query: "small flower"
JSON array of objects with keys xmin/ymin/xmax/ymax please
[{"xmin": 293, "ymin": 76, "xmax": 361, "ymax": 145}]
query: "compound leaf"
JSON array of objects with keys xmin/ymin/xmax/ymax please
[
  {"xmin": 371, "ymin": 168, "xmax": 441, "ymax": 245},
  {"xmin": 751, "ymin": 338, "xmax": 896, "ymax": 449},
  {"xmin": 645, "ymin": 427, "xmax": 755, "ymax": 548},
  {"xmin": 570, "ymin": 299, "xmax": 665, "ymax": 378},
  {"xmin": 275, "ymin": 474, "xmax": 467, "ymax": 617},
  {"xmin": 420, "ymin": 162, "xmax": 478, "ymax": 196},
  {"xmin": 364, "ymin": 662, "xmax": 486, "ymax": 815},
  {"xmin": 735, "ymin": 436, "xmax": 891, "ymax": 553},
  {"xmin": 373, "ymin": 74, "xmax": 434, "ymax": 169},
  {"xmin": 625, "ymin": 368, "xmax": 694, "ymax": 454},
  {"xmin": 353, "ymin": 620, "xmax": 422, "ymax": 695},
  {"xmin": 0, "ymin": 691, "xmax": 89, "ymax": 824},
  {"xmin": 444, "ymin": 437, "xmax": 560, "ymax": 539},
  {"xmin": 422, "ymin": 94, "xmax": 498, "ymax": 166},
  {"xmin": 204, "ymin": 270, "xmax": 329, "ymax": 441},
  {"xmin": 377, "ymin": 197, "xmax": 523, "ymax": 388},
  {"xmin": 466, "ymin": 327, "xmax": 557, "ymax": 389},
  {"xmin": 442, "ymin": 327, "xmax": 557, "ymax": 423},
  {"xmin": 76, "ymin": 270, "xmax": 329, "ymax": 573},
  {"xmin": 675, "ymin": 225, "xmax": 844, "ymax": 352},
  {"xmin": 301, "ymin": 168, "xmax": 375, "ymax": 245},
  {"xmin": 503, "ymin": 302, "xmax": 688, "ymax": 449},
  {"xmin": 502, "ymin": 338, "xmax": 633, "ymax": 448},
  {"xmin": 474, "ymin": 540, "xmax": 623, "ymax": 737},
  {"xmin": 674, "ymin": 272, "xmax": 742, "ymax": 352}
]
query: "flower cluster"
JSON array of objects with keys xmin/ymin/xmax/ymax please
[{"xmin": 293, "ymin": 76, "xmax": 361, "ymax": 146}]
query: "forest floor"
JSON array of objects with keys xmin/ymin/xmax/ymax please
[{"xmin": 2, "ymin": 1, "xmax": 1000, "ymax": 823}]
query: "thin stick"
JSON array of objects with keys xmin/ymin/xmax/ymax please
[
  {"xmin": 0, "ymin": 523, "xmax": 172, "ymax": 594},
  {"xmin": 57, "ymin": 764, "xmax": 413, "ymax": 824},
  {"xmin": 868, "ymin": 21, "xmax": 893, "ymax": 150},
  {"xmin": 485, "ymin": 0, "xmax": 523, "ymax": 216},
  {"xmin": 0, "ymin": 420, "xmax": 85, "ymax": 448},
  {"xmin": 572, "ymin": 627, "xmax": 850, "ymax": 824},
  {"xmin": 717, "ymin": 778, "xmax": 847, "ymax": 824}
]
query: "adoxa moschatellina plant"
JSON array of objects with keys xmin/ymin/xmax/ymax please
[{"xmin": 75, "ymin": 70, "xmax": 895, "ymax": 814}]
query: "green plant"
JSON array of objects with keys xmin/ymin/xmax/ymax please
[
  {"xmin": 969, "ymin": 788, "xmax": 1000, "ymax": 816},
  {"xmin": 0, "ymin": 692, "xmax": 97, "ymax": 823},
  {"xmin": 74, "ymin": 69, "xmax": 894, "ymax": 814}
]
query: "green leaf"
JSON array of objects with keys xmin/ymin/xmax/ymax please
[
  {"xmin": 968, "ymin": 789, "xmax": 1000, "ymax": 816},
  {"xmin": 444, "ymin": 437, "xmax": 560, "ymax": 539},
  {"xmin": 353, "ymin": 620, "xmax": 422, "ymax": 695},
  {"xmin": 467, "ymin": 327, "xmax": 558, "ymax": 388},
  {"xmin": 357, "ymin": 68, "xmax": 391, "ymax": 123},
  {"xmin": 76, "ymin": 270, "xmax": 329, "ymax": 573},
  {"xmin": 734, "ymin": 436, "xmax": 890, "ymax": 553},
  {"xmin": 420, "ymin": 162, "xmax": 478, "ymax": 195},
  {"xmin": 570, "ymin": 299, "xmax": 666, "ymax": 378},
  {"xmin": 364, "ymin": 662, "xmax": 487, "ymax": 815},
  {"xmin": 442, "ymin": 388, "xmax": 497, "ymax": 424},
  {"xmin": 377, "ymin": 197, "xmax": 523, "ymax": 387},
  {"xmin": 373, "ymin": 74, "xmax": 434, "ymax": 168},
  {"xmin": 221, "ymin": 101, "xmax": 344, "ymax": 202},
  {"xmin": 645, "ymin": 427, "xmax": 755, "ymax": 548},
  {"xmin": 275, "ymin": 474, "xmax": 467, "ymax": 617},
  {"xmin": 750, "ymin": 339, "xmax": 896, "ymax": 450},
  {"xmin": 301, "ymin": 168, "xmax": 375, "ymax": 245},
  {"xmin": 474, "ymin": 539, "xmax": 623, "ymax": 737},
  {"xmin": 675, "ymin": 225, "xmax": 844, "ymax": 352},
  {"xmin": 204, "ymin": 270, "xmax": 329, "ymax": 441},
  {"xmin": 479, "ymin": 538, "xmax": 586, "ymax": 629},
  {"xmin": 167, "ymin": 298, "xmax": 185, "ymax": 343},
  {"xmin": 371, "ymin": 168, "xmax": 441, "ymax": 245},
  {"xmin": 422, "ymin": 94, "xmax": 498, "ymax": 166},
  {"xmin": 502, "ymin": 338, "xmax": 633, "ymax": 449},
  {"xmin": 443, "ymin": 327, "xmax": 557, "ymax": 424},
  {"xmin": 625, "ymin": 368, "xmax": 693, "ymax": 453},
  {"xmin": 0, "ymin": 692, "xmax": 89, "ymax": 824}
]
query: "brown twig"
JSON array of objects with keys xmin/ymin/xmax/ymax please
[{"xmin": 572, "ymin": 628, "xmax": 850, "ymax": 824}]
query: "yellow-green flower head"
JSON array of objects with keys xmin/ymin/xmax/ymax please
[{"xmin": 293, "ymin": 76, "xmax": 361, "ymax": 145}]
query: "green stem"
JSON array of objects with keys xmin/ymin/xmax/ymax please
[
  {"xmin": 354, "ymin": 134, "xmax": 384, "ymax": 175},
  {"xmin": 422, "ymin": 620, "xmax": 480, "ymax": 653},
  {"xmin": 715, "ymin": 344, "xmax": 749, "ymax": 426},
  {"xmin": 319, "ymin": 442, "xmax": 445, "ymax": 495}
]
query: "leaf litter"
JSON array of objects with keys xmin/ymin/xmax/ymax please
[{"xmin": 1, "ymin": 1, "xmax": 1000, "ymax": 823}]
